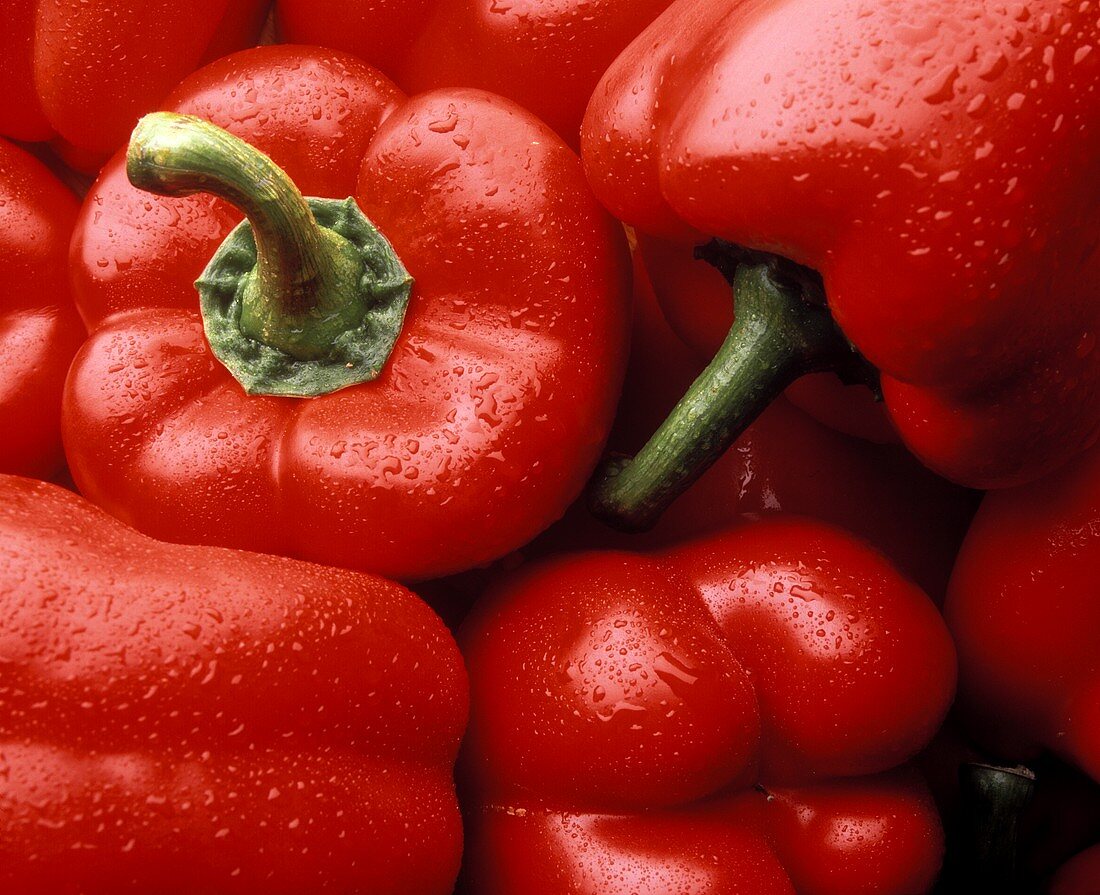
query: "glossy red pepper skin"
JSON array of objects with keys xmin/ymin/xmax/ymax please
[
  {"xmin": 64, "ymin": 45, "xmax": 630, "ymax": 581},
  {"xmin": 466, "ymin": 774, "xmax": 942, "ymax": 895},
  {"xmin": 0, "ymin": 474, "xmax": 467, "ymax": 894},
  {"xmin": 946, "ymin": 443, "xmax": 1100, "ymax": 783},
  {"xmin": 460, "ymin": 517, "xmax": 956, "ymax": 893},
  {"xmin": 0, "ymin": 138, "xmax": 84, "ymax": 479},
  {"xmin": 537, "ymin": 257, "xmax": 978, "ymax": 600},
  {"xmin": 583, "ymin": 0, "xmax": 1100, "ymax": 488},
  {"xmin": 274, "ymin": 0, "xmax": 676, "ymax": 145},
  {"xmin": 0, "ymin": 0, "xmax": 269, "ymax": 166}
]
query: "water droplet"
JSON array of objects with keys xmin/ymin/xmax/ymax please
[{"xmin": 921, "ymin": 64, "xmax": 960, "ymax": 104}]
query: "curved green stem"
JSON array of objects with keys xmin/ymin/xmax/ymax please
[
  {"xmin": 124, "ymin": 113, "xmax": 413, "ymax": 398},
  {"xmin": 590, "ymin": 248, "xmax": 872, "ymax": 531},
  {"xmin": 127, "ymin": 112, "xmax": 360, "ymax": 360}
]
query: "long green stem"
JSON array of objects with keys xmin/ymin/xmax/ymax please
[{"xmin": 590, "ymin": 253, "xmax": 869, "ymax": 532}]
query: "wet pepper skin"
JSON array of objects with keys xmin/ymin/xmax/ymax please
[
  {"xmin": 0, "ymin": 0, "xmax": 268, "ymax": 167},
  {"xmin": 0, "ymin": 138, "xmax": 84, "ymax": 479},
  {"xmin": 947, "ymin": 443, "xmax": 1100, "ymax": 784},
  {"xmin": 64, "ymin": 45, "xmax": 630, "ymax": 581},
  {"xmin": 0, "ymin": 475, "xmax": 468, "ymax": 894},
  {"xmin": 583, "ymin": 0, "xmax": 1100, "ymax": 488},
  {"xmin": 274, "ymin": 0, "xmax": 676, "ymax": 145},
  {"xmin": 461, "ymin": 517, "xmax": 956, "ymax": 894}
]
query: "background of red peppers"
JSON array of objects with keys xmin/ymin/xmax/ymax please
[{"xmin": 0, "ymin": 1, "xmax": 1097, "ymax": 893}]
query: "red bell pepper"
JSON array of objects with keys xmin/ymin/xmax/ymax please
[
  {"xmin": 0, "ymin": 474, "xmax": 467, "ymax": 894},
  {"xmin": 0, "ymin": 0, "xmax": 269, "ymax": 169},
  {"xmin": 582, "ymin": 0, "xmax": 1100, "ymax": 530},
  {"xmin": 460, "ymin": 516, "xmax": 956, "ymax": 894},
  {"xmin": 274, "ymin": 0, "xmax": 677, "ymax": 146},
  {"xmin": 0, "ymin": 137, "xmax": 84, "ymax": 479},
  {"xmin": 63, "ymin": 45, "xmax": 630, "ymax": 581},
  {"xmin": 536, "ymin": 256, "xmax": 978, "ymax": 600},
  {"xmin": 947, "ymin": 441, "xmax": 1100, "ymax": 784}
]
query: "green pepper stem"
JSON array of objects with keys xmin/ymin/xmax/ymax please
[
  {"xmin": 589, "ymin": 251, "xmax": 870, "ymax": 532},
  {"xmin": 126, "ymin": 112, "xmax": 360, "ymax": 360},
  {"xmin": 948, "ymin": 762, "xmax": 1035, "ymax": 892}
]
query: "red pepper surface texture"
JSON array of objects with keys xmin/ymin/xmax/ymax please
[
  {"xmin": 0, "ymin": 0, "xmax": 268, "ymax": 168},
  {"xmin": 460, "ymin": 517, "xmax": 956, "ymax": 894},
  {"xmin": 64, "ymin": 45, "xmax": 630, "ymax": 581},
  {"xmin": 946, "ymin": 442, "xmax": 1100, "ymax": 785},
  {"xmin": 0, "ymin": 474, "xmax": 467, "ymax": 894},
  {"xmin": 1051, "ymin": 845, "xmax": 1100, "ymax": 895},
  {"xmin": 535, "ymin": 255, "xmax": 978, "ymax": 601},
  {"xmin": 583, "ymin": 0, "xmax": 1100, "ymax": 490},
  {"xmin": 274, "ymin": 0, "xmax": 676, "ymax": 146},
  {"xmin": 0, "ymin": 137, "xmax": 84, "ymax": 479}
]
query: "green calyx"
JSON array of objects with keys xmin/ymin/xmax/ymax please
[
  {"xmin": 126, "ymin": 112, "xmax": 412, "ymax": 397},
  {"xmin": 198, "ymin": 197, "xmax": 412, "ymax": 396}
]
